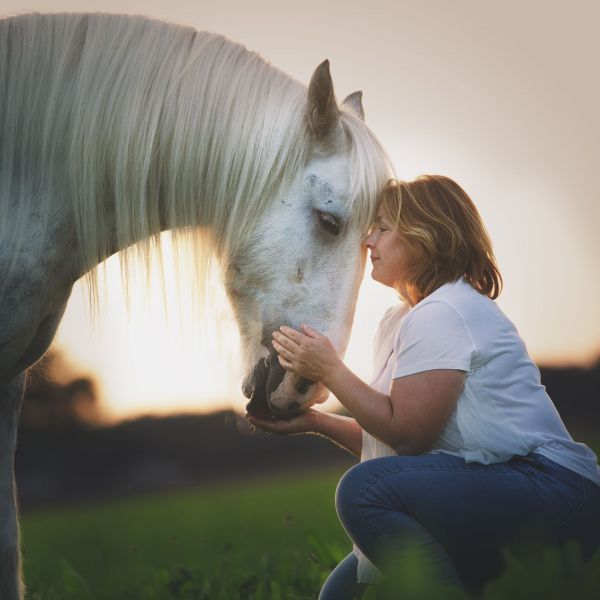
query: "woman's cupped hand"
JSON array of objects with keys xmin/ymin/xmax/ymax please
[{"xmin": 244, "ymin": 407, "xmax": 320, "ymax": 435}]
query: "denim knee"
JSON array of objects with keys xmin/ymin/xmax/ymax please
[{"xmin": 335, "ymin": 461, "xmax": 373, "ymax": 532}]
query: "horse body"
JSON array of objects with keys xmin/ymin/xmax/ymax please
[
  {"xmin": 0, "ymin": 12, "xmax": 392, "ymax": 598},
  {"xmin": 0, "ymin": 188, "xmax": 76, "ymax": 382}
]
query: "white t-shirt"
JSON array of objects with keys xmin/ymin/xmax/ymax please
[{"xmin": 355, "ymin": 276, "xmax": 600, "ymax": 582}]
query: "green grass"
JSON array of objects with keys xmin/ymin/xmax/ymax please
[
  {"xmin": 22, "ymin": 469, "xmax": 351, "ymax": 600},
  {"xmin": 21, "ymin": 464, "xmax": 600, "ymax": 600}
]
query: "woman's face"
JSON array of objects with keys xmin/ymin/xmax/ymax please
[{"xmin": 363, "ymin": 209, "xmax": 416, "ymax": 301}]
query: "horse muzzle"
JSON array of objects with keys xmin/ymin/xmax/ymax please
[{"xmin": 243, "ymin": 351, "xmax": 315, "ymax": 419}]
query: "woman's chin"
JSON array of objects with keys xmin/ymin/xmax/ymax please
[{"xmin": 370, "ymin": 271, "xmax": 393, "ymax": 288}]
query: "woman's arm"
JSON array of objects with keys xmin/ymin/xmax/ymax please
[
  {"xmin": 312, "ymin": 411, "xmax": 363, "ymax": 458},
  {"xmin": 273, "ymin": 324, "xmax": 465, "ymax": 455},
  {"xmin": 245, "ymin": 409, "xmax": 363, "ymax": 458},
  {"xmin": 324, "ymin": 361, "xmax": 464, "ymax": 455}
]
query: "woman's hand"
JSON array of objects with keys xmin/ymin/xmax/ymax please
[
  {"xmin": 272, "ymin": 324, "xmax": 343, "ymax": 385},
  {"xmin": 245, "ymin": 408, "xmax": 320, "ymax": 435}
]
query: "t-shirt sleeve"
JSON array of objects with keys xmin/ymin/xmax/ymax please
[{"xmin": 393, "ymin": 300, "xmax": 476, "ymax": 378}]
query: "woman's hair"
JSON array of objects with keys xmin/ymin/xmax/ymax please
[{"xmin": 378, "ymin": 174, "xmax": 503, "ymax": 302}]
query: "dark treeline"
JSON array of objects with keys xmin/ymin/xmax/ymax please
[
  {"xmin": 16, "ymin": 352, "xmax": 355, "ymax": 508},
  {"xmin": 14, "ymin": 352, "xmax": 600, "ymax": 508},
  {"xmin": 19, "ymin": 351, "xmax": 102, "ymax": 428},
  {"xmin": 540, "ymin": 362, "xmax": 600, "ymax": 441}
]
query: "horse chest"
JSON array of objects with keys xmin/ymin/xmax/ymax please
[{"xmin": 0, "ymin": 209, "xmax": 78, "ymax": 381}]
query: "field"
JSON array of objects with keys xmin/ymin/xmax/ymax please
[
  {"xmin": 22, "ymin": 466, "xmax": 600, "ymax": 600},
  {"xmin": 22, "ymin": 468, "xmax": 352, "ymax": 600}
]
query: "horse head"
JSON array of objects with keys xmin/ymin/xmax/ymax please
[{"xmin": 225, "ymin": 61, "xmax": 390, "ymax": 419}]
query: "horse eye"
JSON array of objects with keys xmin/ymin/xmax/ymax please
[{"xmin": 316, "ymin": 210, "xmax": 341, "ymax": 236}]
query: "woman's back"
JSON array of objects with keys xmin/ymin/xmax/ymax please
[{"xmin": 366, "ymin": 277, "xmax": 600, "ymax": 486}]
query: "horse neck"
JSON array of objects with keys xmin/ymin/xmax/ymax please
[
  {"xmin": 0, "ymin": 14, "xmax": 308, "ymax": 276},
  {"xmin": 62, "ymin": 17, "xmax": 308, "ymax": 270}
]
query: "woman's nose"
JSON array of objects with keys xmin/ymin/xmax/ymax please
[{"xmin": 362, "ymin": 233, "xmax": 375, "ymax": 248}]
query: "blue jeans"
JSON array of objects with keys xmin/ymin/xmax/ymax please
[{"xmin": 319, "ymin": 452, "xmax": 600, "ymax": 598}]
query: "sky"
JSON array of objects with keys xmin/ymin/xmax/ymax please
[{"xmin": 4, "ymin": 0, "xmax": 600, "ymax": 421}]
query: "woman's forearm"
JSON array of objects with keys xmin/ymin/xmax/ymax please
[
  {"xmin": 323, "ymin": 362, "xmax": 407, "ymax": 452},
  {"xmin": 311, "ymin": 411, "xmax": 363, "ymax": 458}
]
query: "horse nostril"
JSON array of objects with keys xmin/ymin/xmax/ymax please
[
  {"xmin": 289, "ymin": 401, "xmax": 301, "ymax": 411},
  {"xmin": 294, "ymin": 377, "xmax": 313, "ymax": 394}
]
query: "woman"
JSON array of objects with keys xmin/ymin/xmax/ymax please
[{"xmin": 246, "ymin": 175, "xmax": 600, "ymax": 598}]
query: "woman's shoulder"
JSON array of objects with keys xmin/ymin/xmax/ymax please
[
  {"xmin": 410, "ymin": 278, "xmax": 497, "ymax": 323},
  {"xmin": 403, "ymin": 279, "xmax": 522, "ymax": 358},
  {"xmin": 399, "ymin": 278, "xmax": 502, "ymax": 343}
]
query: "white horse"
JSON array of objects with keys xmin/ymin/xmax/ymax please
[{"xmin": 0, "ymin": 12, "xmax": 392, "ymax": 598}]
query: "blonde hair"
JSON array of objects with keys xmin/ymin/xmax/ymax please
[{"xmin": 378, "ymin": 175, "xmax": 503, "ymax": 303}]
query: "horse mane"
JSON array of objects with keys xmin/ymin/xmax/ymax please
[{"xmin": 0, "ymin": 12, "xmax": 392, "ymax": 312}]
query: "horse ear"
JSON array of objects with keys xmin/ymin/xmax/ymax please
[
  {"xmin": 306, "ymin": 60, "xmax": 340, "ymax": 142},
  {"xmin": 341, "ymin": 91, "xmax": 364, "ymax": 120}
]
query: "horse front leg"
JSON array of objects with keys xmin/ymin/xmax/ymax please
[{"xmin": 0, "ymin": 373, "xmax": 26, "ymax": 600}]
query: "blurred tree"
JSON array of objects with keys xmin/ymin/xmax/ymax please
[
  {"xmin": 20, "ymin": 350, "xmax": 102, "ymax": 429},
  {"xmin": 541, "ymin": 358, "xmax": 600, "ymax": 444}
]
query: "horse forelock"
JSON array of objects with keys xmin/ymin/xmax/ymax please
[{"xmin": 339, "ymin": 109, "xmax": 395, "ymax": 238}]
